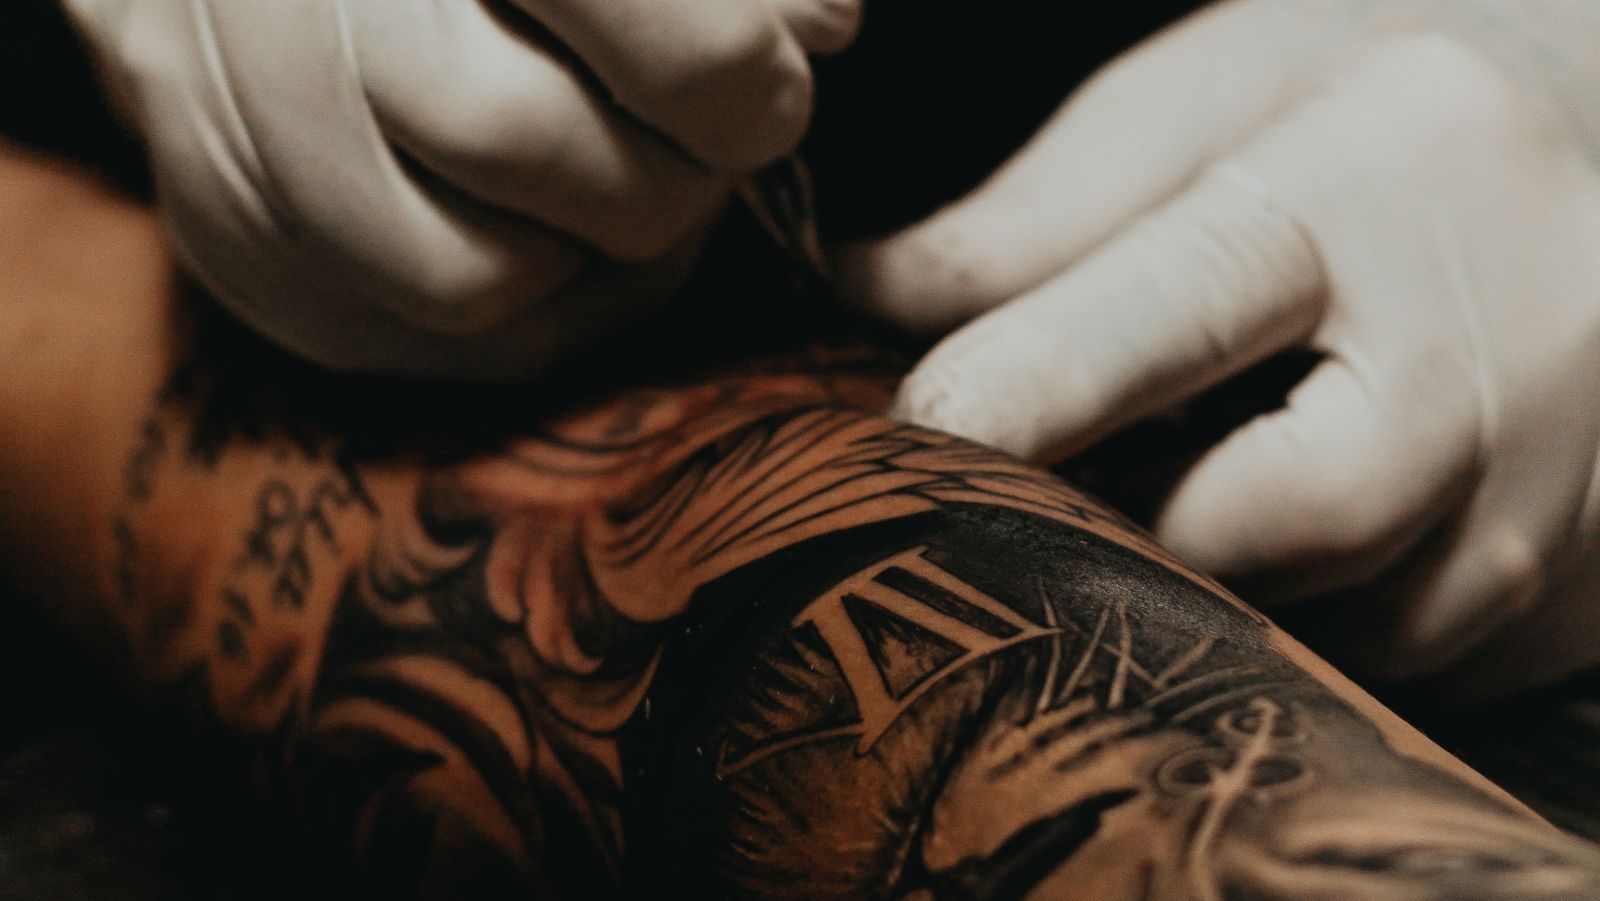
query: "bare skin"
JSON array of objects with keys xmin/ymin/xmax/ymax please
[{"xmin": 3, "ymin": 144, "xmax": 1599, "ymax": 899}]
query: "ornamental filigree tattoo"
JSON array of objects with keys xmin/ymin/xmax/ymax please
[{"xmin": 110, "ymin": 367, "xmax": 1600, "ymax": 899}]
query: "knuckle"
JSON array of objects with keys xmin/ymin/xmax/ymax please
[
  {"xmin": 696, "ymin": 69, "xmax": 815, "ymax": 169},
  {"xmin": 1149, "ymin": 170, "xmax": 1320, "ymax": 341},
  {"xmin": 679, "ymin": 6, "xmax": 792, "ymax": 87},
  {"xmin": 799, "ymin": 0, "xmax": 866, "ymax": 54},
  {"xmin": 1371, "ymin": 32, "xmax": 1520, "ymax": 143},
  {"xmin": 621, "ymin": 17, "xmax": 813, "ymax": 168}
]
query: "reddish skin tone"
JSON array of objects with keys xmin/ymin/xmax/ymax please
[{"xmin": 4, "ymin": 144, "xmax": 1600, "ymax": 898}]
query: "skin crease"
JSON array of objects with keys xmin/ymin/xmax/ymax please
[{"xmin": 4, "ymin": 145, "xmax": 1600, "ymax": 899}]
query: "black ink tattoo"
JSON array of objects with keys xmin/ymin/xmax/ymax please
[
  {"xmin": 107, "ymin": 372, "xmax": 1600, "ymax": 899},
  {"xmin": 109, "ymin": 414, "xmax": 168, "ymax": 611}
]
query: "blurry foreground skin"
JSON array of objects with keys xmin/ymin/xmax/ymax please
[
  {"xmin": 844, "ymin": 0, "xmax": 1600, "ymax": 689},
  {"xmin": 60, "ymin": 0, "xmax": 860, "ymax": 379},
  {"xmin": 5, "ymin": 145, "xmax": 1600, "ymax": 898}
]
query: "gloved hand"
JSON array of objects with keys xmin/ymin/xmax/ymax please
[
  {"xmin": 62, "ymin": 0, "xmax": 859, "ymax": 379},
  {"xmin": 839, "ymin": 0, "xmax": 1600, "ymax": 680}
]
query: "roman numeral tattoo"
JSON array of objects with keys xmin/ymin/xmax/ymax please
[{"xmin": 732, "ymin": 546, "xmax": 1059, "ymax": 767}]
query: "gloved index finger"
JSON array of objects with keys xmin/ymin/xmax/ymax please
[{"xmin": 893, "ymin": 165, "xmax": 1327, "ymax": 464}]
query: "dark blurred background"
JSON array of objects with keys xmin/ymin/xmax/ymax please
[{"xmin": 4, "ymin": 0, "xmax": 1600, "ymax": 897}]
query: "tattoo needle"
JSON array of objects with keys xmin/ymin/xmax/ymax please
[{"xmin": 738, "ymin": 155, "xmax": 833, "ymax": 299}]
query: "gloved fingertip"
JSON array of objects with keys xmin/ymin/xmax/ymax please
[
  {"xmin": 890, "ymin": 366, "xmax": 959, "ymax": 429},
  {"xmin": 1153, "ymin": 507, "xmax": 1235, "ymax": 581},
  {"xmin": 891, "ymin": 365, "xmax": 1004, "ymax": 448},
  {"xmin": 831, "ymin": 237, "xmax": 928, "ymax": 325},
  {"xmin": 897, "ymin": 363, "xmax": 1067, "ymax": 465},
  {"xmin": 832, "ymin": 227, "xmax": 995, "ymax": 334}
]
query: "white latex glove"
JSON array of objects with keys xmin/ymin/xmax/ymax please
[
  {"xmin": 840, "ymin": 0, "xmax": 1600, "ymax": 680},
  {"xmin": 62, "ymin": 0, "xmax": 859, "ymax": 379}
]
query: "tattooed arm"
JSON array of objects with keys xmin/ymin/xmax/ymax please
[{"xmin": 5, "ymin": 145, "xmax": 1600, "ymax": 900}]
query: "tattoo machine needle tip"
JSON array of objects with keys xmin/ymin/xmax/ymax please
[{"xmin": 738, "ymin": 155, "xmax": 833, "ymax": 297}]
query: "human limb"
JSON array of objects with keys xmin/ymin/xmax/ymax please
[{"xmin": 5, "ymin": 145, "xmax": 1599, "ymax": 899}]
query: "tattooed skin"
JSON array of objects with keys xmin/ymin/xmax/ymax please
[{"xmin": 104, "ymin": 362, "xmax": 1600, "ymax": 900}]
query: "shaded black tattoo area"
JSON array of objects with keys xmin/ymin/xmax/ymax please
[
  {"xmin": 636, "ymin": 508, "xmax": 1600, "ymax": 900},
  {"xmin": 228, "ymin": 404, "xmax": 1600, "ymax": 900}
]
